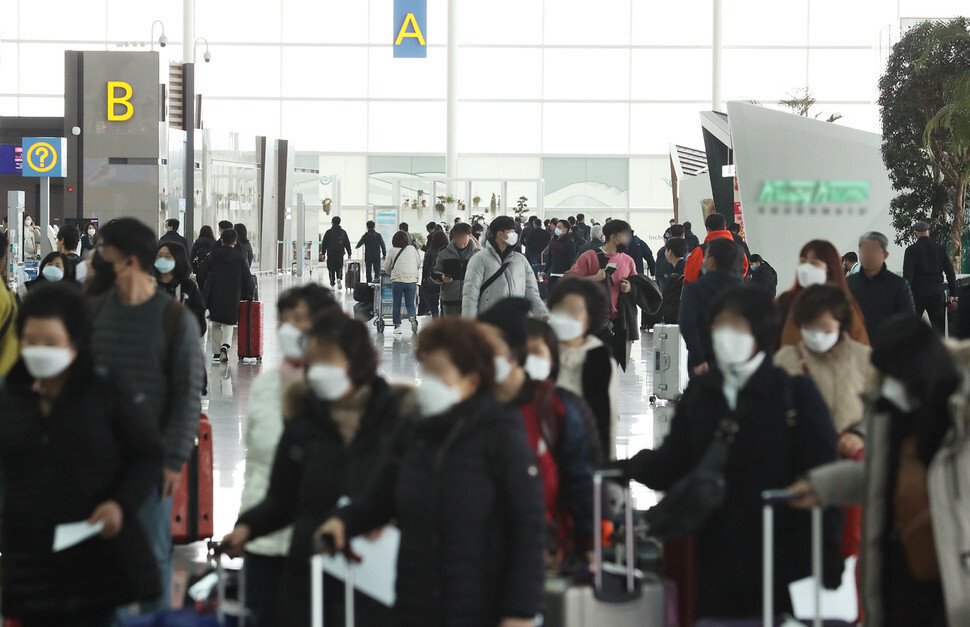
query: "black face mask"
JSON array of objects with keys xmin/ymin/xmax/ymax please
[
  {"xmin": 91, "ymin": 254, "xmax": 117, "ymax": 284},
  {"xmin": 616, "ymin": 243, "xmax": 629, "ymax": 254}
]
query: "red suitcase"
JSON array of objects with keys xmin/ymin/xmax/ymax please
[
  {"xmin": 172, "ymin": 414, "xmax": 214, "ymax": 544},
  {"xmin": 237, "ymin": 300, "xmax": 263, "ymax": 362}
]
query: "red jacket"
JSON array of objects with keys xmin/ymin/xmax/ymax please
[{"xmin": 683, "ymin": 230, "xmax": 750, "ymax": 283}]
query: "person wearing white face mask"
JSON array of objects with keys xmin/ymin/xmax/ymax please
[
  {"xmin": 614, "ymin": 285, "xmax": 845, "ymax": 620},
  {"xmin": 543, "ymin": 220, "xmax": 579, "ymax": 294},
  {"xmin": 16, "ymin": 252, "xmax": 76, "ymax": 302},
  {"xmin": 546, "ymin": 278, "xmax": 618, "ymax": 461},
  {"xmin": 0, "ymin": 282, "xmax": 165, "ymax": 624},
  {"xmin": 22, "ymin": 215, "xmax": 41, "ymax": 261},
  {"xmin": 81, "ymin": 222, "xmax": 98, "ymax": 254},
  {"xmin": 777, "ymin": 239, "xmax": 870, "ymax": 348},
  {"xmin": 788, "ymin": 315, "xmax": 959, "ymax": 626},
  {"xmin": 153, "ymin": 242, "xmax": 206, "ymax": 336},
  {"xmin": 479, "ymin": 299, "xmax": 598, "ymax": 565},
  {"xmin": 230, "ymin": 284, "xmax": 337, "ymax": 627},
  {"xmin": 224, "ymin": 311, "xmax": 410, "ymax": 627},
  {"xmin": 462, "ymin": 215, "xmax": 549, "ymax": 319},
  {"xmin": 316, "ymin": 317, "xmax": 546, "ymax": 627}
]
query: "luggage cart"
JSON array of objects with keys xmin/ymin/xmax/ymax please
[{"xmin": 373, "ymin": 275, "xmax": 418, "ymax": 335}]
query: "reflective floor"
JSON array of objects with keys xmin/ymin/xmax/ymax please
[{"xmin": 202, "ymin": 273, "xmax": 660, "ymax": 544}]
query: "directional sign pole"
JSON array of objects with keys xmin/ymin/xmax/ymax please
[{"xmin": 39, "ymin": 176, "xmax": 52, "ymax": 256}]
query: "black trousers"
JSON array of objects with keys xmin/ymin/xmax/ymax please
[
  {"xmin": 365, "ymin": 257, "xmax": 381, "ymax": 284},
  {"xmin": 244, "ymin": 551, "xmax": 286, "ymax": 627},
  {"xmin": 913, "ymin": 289, "xmax": 946, "ymax": 333},
  {"xmin": 327, "ymin": 255, "xmax": 344, "ymax": 286}
]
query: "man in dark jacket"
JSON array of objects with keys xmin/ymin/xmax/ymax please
[
  {"xmin": 643, "ymin": 237, "xmax": 688, "ymax": 330},
  {"xmin": 527, "ymin": 219, "xmax": 553, "ymax": 266},
  {"xmin": 356, "ymin": 220, "xmax": 387, "ymax": 283},
  {"xmin": 848, "ymin": 231, "xmax": 915, "ymax": 340},
  {"xmin": 683, "ymin": 221, "xmax": 700, "ymax": 251},
  {"xmin": 679, "ymin": 237, "xmax": 744, "ymax": 376},
  {"xmin": 628, "ymin": 231, "xmax": 656, "ymax": 276},
  {"xmin": 748, "ymin": 254, "xmax": 778, "ymax": 297},
  {"xmin": 160, "ymin": 218, "xmax": 189, "ymax": 252},
  {"xmin": 319, "ymin": 216, "xmax": 353, "ymax": 289},
  {"xmin": 433, "ymin": 223, "xmax": 479, "ymax": 316},
  {"xmin": 200, "ymin": 228, "xmax": 254, "ymax": 362},
  {"xmin": 903, "ymin": 221, "xmax": 957, "ymax": 333},
  {"xmin": 56, "ymin": 225, "xmax": 87, "ymax": 283},
  {"xmin": 576, "ymin": 213, "xmax": 592, "ymax": 242}
]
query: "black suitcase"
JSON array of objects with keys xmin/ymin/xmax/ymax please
[
  {"xmin": 353, "ymin": 282, "xmax": 374, "ymax": 303},
  {"xmin": 345, "ymin": 261, "xmax": 361, "ymax": 291}
]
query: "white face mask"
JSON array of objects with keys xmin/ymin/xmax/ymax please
[
  {"xmin": 881, "ymin": 376, "xmax": 919, "ymax": 413},
  {"xmin": 415, "ymin": 375, "xmax": 463, "ymax": 418},
  {"xmin": 42, "ymin": 265, "xmax": 64, "ymax": 282},
  {"xmin": 494, "ymin": 356, "xmax": 513, "ymax": 384},
  {"xmin": 87, "ymin": 229, "xmax": 96, "ymax": 237},
  {"xmin": 796, "ymin": 263, "xmax": 828, "ymax": 288},
  {"xmin": 801, "ymin": 328, "xmax": 840, "ymax": 354},
  {"xmin": 25, "ymin": 219, "xmax": 32, "ymax": 227},
  {"xmin": 548, "ymin": 313, "xmax": 584, "ymax": 342},
  {"xmin": 504, "ymin": 231, "xmax": 519, "ymax": 246},
  {"xmin": 21, "ymin": 346, "xmax": 74, "ymax": 379},
  {"xmin": 277, "ymin": 323, "xmax": 306, "ymax": 360},
  {"xmin": 154, "ymin": 258, "xmax": 176, "ymax": 274},
  {"xmin": 306, "ymin": 364, "xmax": 352, "ymax": 401},
  {"xmin": 524, "ymin": 354, "xmax": 552, "ymax": 381},
  {"xmin": 712, "ymin": 328, "xmax": 756, "ymax": 367}
]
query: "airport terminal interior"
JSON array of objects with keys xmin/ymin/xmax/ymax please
[{"xmin": 3, "ymin": 0, "xmax": 970, "ymax": 625}]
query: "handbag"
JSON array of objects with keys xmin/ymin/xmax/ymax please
[
  {"xmin": 642, "ymin": 378, "xmax": 797, "ymax": 540},
  {"xmin": 894, "ymin": 435, "xmax": 940, "ymax": 581}
]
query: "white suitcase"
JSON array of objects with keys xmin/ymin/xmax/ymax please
[{"xmin": 652, "ymin": 324, "xmax": 688, "ymax": 402}]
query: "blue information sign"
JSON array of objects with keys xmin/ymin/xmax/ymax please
[
  {"xmin": 22, "ymin": 137, "xmax": 67, "ymax": 178},
  {"xmin": 393, "ymin": 0, "xmax": 428, "ymax": 58}
]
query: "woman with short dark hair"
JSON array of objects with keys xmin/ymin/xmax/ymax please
[
  {"xmin": 190, "ymin": 225, "xmax": 219, "ymax": 287},
  {"xmin": 223, "ymin": 311, "xmax": 411, "ymax": 627},
  {"xmin": 546, "ymin": 277, "xmax": 617, "ymax": 461},
  {"xmin": 0, "ymin": 282, "xmax": 163, "ymax": 626},
  {"xmin": 615, "ymin": 284, "xmax": 844, "ymax": 620},
  {"xmin": 234, "ymin": 223, "xmax": 255, "ymax": 268},
  {"xmin": 16, "ymin": 252, "xmax": 75, "ymax": 301},
  {"xmin": 316, "ymin": 317, "xmax": 546, "ymax": 627}
]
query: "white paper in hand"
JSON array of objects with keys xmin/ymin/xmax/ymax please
[
  {"xmin": 788, "ymin": 556, "xmax": 859, "ymax": 623},
  {"xmin": 52, "ymin": 520, "xmax": 105, "ymax": 552},
  {"xmin": 319, "ymin": 526, "xmax": 400, "ymax": 607}
]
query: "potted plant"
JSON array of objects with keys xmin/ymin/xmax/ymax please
[
  {"xmin": 322, "ymin": 198, "xmax": 332, "ymax": 215},
  {"xmin": 435, "ymin": 202, "xmax": 446, "ymax": 217},
  {"xmin": 445, "ymin": 195, "xmax": 456, "ymax": 205},
  {"xmin": 411, "ymin": 198, "xmax": 419, "ymax": 209},
  {"xmin": 516, "ymin": 196, "xmax": 528, "ymax": 217},
  {"xmin": 490, "ymin": 193, "xmax": 497, "ymax": 212},
  {"xmin": 473, "ymin": 195, "xmax": 481, "ymax": 208}
]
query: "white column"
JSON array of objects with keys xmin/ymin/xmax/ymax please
[
  {"xmin": 712, "ymin": 0, "xmax": 723, "ymax": 111},
  {"xmin": 445, "ymin": 0, "xmax": 458, "ymax": 198},
  {"xmin": 39, "ymin": 178, "xmax": 53, "ymax": 256},
  {"xmin": 184, "ymin": 0, "xmax": 196, "ymax": 62}
]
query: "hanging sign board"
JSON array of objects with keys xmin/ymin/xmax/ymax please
[{"xmin": 393, "ymin": 0, "xmax": 427, "ymax": 58}]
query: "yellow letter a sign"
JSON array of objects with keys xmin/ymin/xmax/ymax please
[{"xmin": 395, "ymin": 13, "xmax": 426, "ymax": 45}]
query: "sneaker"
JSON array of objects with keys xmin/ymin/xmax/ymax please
[
  {"xmin": 410, "ymin": 316, "xmax": 419, "ymax": 334},
  {"xmin": 212, "ymin": 354, "xmax": 221, "ymax": 363},
  {"xmin": 393, "ymin": 326, "xmax": 403, "ymax": 336},
  {"xmin": 220, "ymin": 345, "xmax": 229, "ymax": 363},
  {"xmin": 338, "ymin": 280, "xmax": 343, "ymax": 290}
]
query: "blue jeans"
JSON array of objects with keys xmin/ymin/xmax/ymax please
[
  {"xmin": 137, "ymin": 494, "xmax": 175, "ymax": 611},
  {"xmin": 392, "ymin": 281, "xmax": 417, "ymax": 325}
]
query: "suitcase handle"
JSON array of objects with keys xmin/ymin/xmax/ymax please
[
  {"xmin": 593, "ymin": 470, "xmax": 636, "ymax": 598},
  {"xmin": 655, "ymin": 352, "xmax": 671, "ymax": 372},
  {"xmin": 761, "ymin": 491, "xmax": 822, "ymax": 627}
]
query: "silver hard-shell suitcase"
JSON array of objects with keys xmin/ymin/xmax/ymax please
[
  {"xmin": 652, "ymin": 324, "xmax": 688, "ymax": 402},
  {"xmin": 541, "ymin": 470, "xmax": 668, "ymax": 627}
]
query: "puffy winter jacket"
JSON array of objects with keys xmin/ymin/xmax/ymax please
[
  {"xmin": 338, "ymin": 394, "xmax": 546, "ymax": 626},
  {"xmin": 462, "ymin": 240, "xmax": 548, "ymax": 318},
  {"xmin": 0, "ymin": 360, "xmax": 163, "ymax": 620}
]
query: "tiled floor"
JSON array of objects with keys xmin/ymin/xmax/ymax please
[{"xmin": 202, "ymin": 273, "xmax": 661, "ymax": 544}]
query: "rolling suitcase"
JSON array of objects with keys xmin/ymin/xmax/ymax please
[
  {"xmin": 237, "ymin": 301, "xmax": 263, "ymax": 363},
  {"xmin": 311, "ymin": 537, "xmax": 356, "ymax": 627},
  {"xmin": 172, "ymin": 414, "xmax": 214, "ymax": 544},
  {"xmin": 694, "ymin": 492, "xmax": 854, "ymax": 627},
  {"xmin": 345, "ymin": 261, "xmax": 361, "ymax": 291},
  {"xmin": 651, "ymin": 324, "xmax": 688, "ymax": 403},
  {"xmin": 542, "ymin": 469, "xmax": 669, "ymax": 627}
]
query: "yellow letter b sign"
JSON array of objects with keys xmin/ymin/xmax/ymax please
[
  {"xmin": 107, "ymin": 81, "xmax": 134, "ymax": 121},
  {"xmin": 393, "ymin": 0, "xmax": 427, "ymax": 58}
]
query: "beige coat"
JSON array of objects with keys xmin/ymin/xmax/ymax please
[{"xmin": 775, "ymin": 335, "xmax": 874, "ymax": 435}]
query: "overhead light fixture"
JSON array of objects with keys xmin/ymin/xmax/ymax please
[
  {"xmin": 151, "ymin": 20, "xmax": 167, "ymax": 50},
  {"xmin": 194, "ymin": 37, "xmax": 212, "ymax": 63}
]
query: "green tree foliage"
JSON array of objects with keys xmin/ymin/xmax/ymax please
[{"xmin": 879, "ymin": 18, "xmax": 970, "ymax": 265}]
